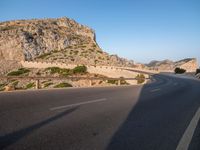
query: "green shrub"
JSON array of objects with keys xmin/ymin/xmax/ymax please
[
  {"xmin": 107, "ymin": 78, "xmax": 128, "ymax": 85},
  {"xmin": 0, "ymin": 87, "xmax": 4, "ymax": 91},
  {"xmin": 196, "ymin": 69, "xmax": 200, "ymax": 75},
  {"xmin": 0, "ymin": 26, "xmax": 16, "ymax": 31},
  {"xmin": 174, "ymin": 67, "xmax": 186, "ymax": 74},
  {"xmin": 54, "ymin": 82, "xmax": 72, "ymax": 88},
  {"xmin": 44, "ymin": 82, "xmax": 53, "ymax": 88},
  {"xmin": 0, "ymin": 83, "xmax": 6, "ymax": 87},
  {"xmin": 26, "ymin": 82, "xmax": 35, "ymax": 89},
  {"xmin": 107, "ymin": 80, "xmax": 118, "ymax": 85},
  {"xmin": 7, "ymin": 68, "xmax": 30, "ymax": 76},
  {"xmin": 92, "ymin": 44, "xmax": 96, "ymax": 48},
  {"xmin": 119, "ymin": 77, "xmax": 129, "ymax": 85},
  {"xmin": 37, "ymin": 52, "xmax": 51, "ymax": 59},
  {"xmin": 136, "ymin": 74, "xmax": 145, "ymax": 84},
  {"xmin": 74, "ymin": 50, "xmax": 79, "ymax": 55},
  {"xmin": 97, "ymin": 51, "xmax": 103, "ymax": 54},
  {"xmin": 12, "ymin": 81, "xmax": 19, "ymax": 87},
  {"xmin": 36, "ymin": 72, "xmax": 41, "ymax": 76},
  {"xmin": 73, "ymin": 65, "xmax": 87, "ymax": 74},
  {"xmin": 46, "ymin": 67, "xmax": 72, "ymax": 76},
  {"xmin": 46, "ymin": 67, "xmax": 61, "ymax": 74}
]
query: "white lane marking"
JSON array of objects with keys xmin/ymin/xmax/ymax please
[
  {"xmin": 50, "ymin": 98, "xmax": 107, "ymax": 111},
  {"xmin": 150, "ymin": 88, "xmax": 161, "ymax": 92},
  {"xmin": 176, "ymin": 107, "xmax": 200, "ymax": 150}
]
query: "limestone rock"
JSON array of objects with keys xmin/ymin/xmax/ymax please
[{"xmin": 0, "ymin": 17, "xmax": 135, "ymax": 71}]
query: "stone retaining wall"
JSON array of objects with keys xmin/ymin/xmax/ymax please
[{"xmin": 20, "ymin": 61, "xmax": 151, "ymax": 85}]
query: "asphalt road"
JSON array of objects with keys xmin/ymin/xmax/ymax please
[{"xmin": 0, "ymin": 74, "xmax": 200, "ymax": 150}]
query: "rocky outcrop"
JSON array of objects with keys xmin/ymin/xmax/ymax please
[
  {"xmin": 0, "ymin": 17, "xmax": 96, "ymax": 61},
  {"xmin": 147, "ymin": 58, "xmax": 198, "ymax": 72},
  {"xmin": 0, "ymin": 17, "xmax": 135, "ymax": 71}
]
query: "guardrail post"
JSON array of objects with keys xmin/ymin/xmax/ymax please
[
  {"xmin": 118, "ymin": 80, "xmax": 121, "ymax": 86},
  {"xmin": 35, "ymin": 80, "xmax": 40, "ymax": 89},
  {"xmin": 89, "ymin": 80, "xmax": 92, "ymax": 86}
]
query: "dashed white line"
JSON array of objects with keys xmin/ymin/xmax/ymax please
[
  {"xmin": 150, "ymin": 88, "xmax": 161, "ymax": 92},
  {"xmin": 50, "ymin": 98, "xmax": 107, "ymax": 111},
  {"xmin": 176, "ymin": 107, "xmax": 200, "ymax": 150}
]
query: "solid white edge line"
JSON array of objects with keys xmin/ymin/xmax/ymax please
[
  {"xmin": 50, "ymin": 98, "xmax": 107, "ymax": 111},
  {"xmin": 176, "ymin": 107, "xmax": 200, "ymax": 150}
]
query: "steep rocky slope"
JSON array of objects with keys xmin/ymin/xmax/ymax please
[
  {"xmin": 147, "ymin": 58, "xmax": 198, "ymax": 72},
  {"xmin": 0, "ymin": 17, "xmax": 134, "ymax": 71}
]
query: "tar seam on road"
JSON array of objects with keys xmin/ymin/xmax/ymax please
[
  {"xmin": 176, "ymin": 107, "xmax": 200, "ymax": 150},
  {"xmin": 150, "ymin": 88, "xmax": 161, "ymax": 92},
  {"xmin": 50, "ymin": 98, "xmax": 107, "ymax": 111}
]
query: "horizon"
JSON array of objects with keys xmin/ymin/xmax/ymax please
[{"xmin": 1, "ymin": 0, "xmax": 200, "ymax": 65}]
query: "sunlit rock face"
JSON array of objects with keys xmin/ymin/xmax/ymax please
[
  {"xmin": 0, "ymin": 17, "xmax": 135, "ymax": 69},
  {"xmin": 0, "ymin": 17, "xmax": 96, "ymax": 61}
]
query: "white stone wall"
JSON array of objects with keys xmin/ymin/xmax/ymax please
[{"xmin": 21, "ymin": 61, "xmax": 77, "ymax": 69}]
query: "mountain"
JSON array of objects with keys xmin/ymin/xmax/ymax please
[
  {"xmin": 147, "ymin": 58, "xmax": 198, "ymax": 72},
  {"xmin": 0, "ymin": 17, "xmax": 135, "ymax": 73}
]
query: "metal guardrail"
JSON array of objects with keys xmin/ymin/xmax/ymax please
[{"xmin": 0, "ymin": 76, "xmax": 150, "ymax": 89}]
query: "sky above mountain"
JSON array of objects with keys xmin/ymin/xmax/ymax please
[{"xmin": 1, "ymin": 0, "xmax": 200, "ymax": 64}]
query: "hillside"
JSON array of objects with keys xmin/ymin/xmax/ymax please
[
  {"xmin": 0, "ymin": 17, "xmax": 135, "ymax": 74},
  {"xmin": 147, "ymin": 58, "xmax": 198, "ymax": 72}
]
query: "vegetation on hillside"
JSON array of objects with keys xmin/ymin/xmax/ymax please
[{"xmin": 73, "ymin": 65, "xmax": 87, "ymax": 74}]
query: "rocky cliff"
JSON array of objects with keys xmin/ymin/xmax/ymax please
[
  {"xmin": 147, "ymin": 58, "xmax": 198, "ymax": 72},
  {"xmin": 0, "ymin": 17, "xmax": 134, "ymax": 70}
]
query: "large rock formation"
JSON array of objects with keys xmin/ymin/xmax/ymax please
[
  {"xmin": 147, "ymin": 58, "xmax": 198, "ymax": 72},
  {"xmin": 0, "ymin": 17, "xmax": 134, "ymax": 70}
]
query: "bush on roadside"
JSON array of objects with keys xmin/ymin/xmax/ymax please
[
  {"xmin": 54, "ymin": 82, "xmax": 72, "ymax": 88},
  {"xmin": 107, "ymin": 79, "xmax": 118, "ymax": 85},
  {"xmin": 0, "ymin": 83, "xmax": 6, "ymax": 91},
  {"xmin": 195, "ymin": 69, "xmax": 200, "ymax": 75},
  {"xmin": 44, "ymin": 82, "xmax": 53, "ymax": 88},
  {"xmin": 119, "ymin": 77, "xmax": 129, "ymax": 85},
  {"xmin": 26, "ymin": 82, "xmax": 35, "ymax": 89},
  {"xmin": 46, "ymin": 67, "xmax": 72, "ymax": 76},
  {"xmin": 136, "ymin": 74, "xmax": 145, "ymax": 84},
  {"xmin": 7, "ymin": 68, "xmax": 30, "ymax": 76},
  {"xmin": 174, "ymin": 67, "xmax": 186, "ymax": 74},
  {"xmin": 12, "ymin": 81, "xmax": 19, "ymax": 87}
]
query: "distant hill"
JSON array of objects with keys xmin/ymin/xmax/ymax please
[{"xmin": 146, "ymin": 58, "xmax": 198, "ymax": 72}]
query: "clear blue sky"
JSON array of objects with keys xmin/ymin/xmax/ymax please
[{"xmin": 1, "ymin": 0, "xmax": 200, "ymax": 64}]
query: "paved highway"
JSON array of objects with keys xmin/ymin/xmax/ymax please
[{"xmin": 0, "ymin": 74, "xmax": 200, "ymax": 150}]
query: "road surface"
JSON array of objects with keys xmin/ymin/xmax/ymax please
[{"xmin": 0, "ymin": 74, "xmax": 200, "ymax": 150}]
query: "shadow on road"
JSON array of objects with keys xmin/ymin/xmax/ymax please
[
  {"xmin": 0, "ymin": 107, "xmax": 77, "ymax": 149},
  {"xmin": 106, "ymin": 74, "xmax": 200, "ymax": 150}
]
